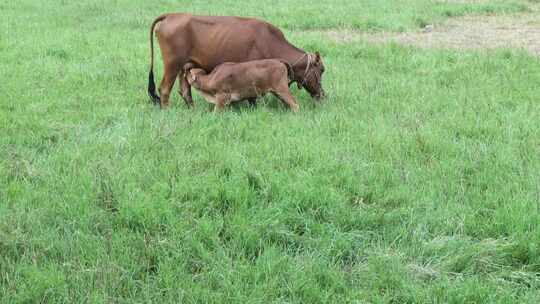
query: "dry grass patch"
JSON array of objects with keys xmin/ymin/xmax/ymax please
[{"xmin": 322, "ymin": 6, "xmax": 540, "ymax": 56}]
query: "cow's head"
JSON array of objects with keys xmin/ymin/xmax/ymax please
[
  {"xmin": 187, "ymin": 68, "xmax": 207, "ymax": 85},
  {"xmin": 299, "ymin": 52, "xmax": 326, "ymax": 100}
]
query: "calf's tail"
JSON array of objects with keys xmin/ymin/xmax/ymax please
[{"xmin": 148, "ymin": 14, "xmax": 167, "ymax": 105}]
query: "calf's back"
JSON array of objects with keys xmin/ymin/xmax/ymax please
[{"xmin": 209, "ymin": 59, "xmax": 289, "ymax": 92}]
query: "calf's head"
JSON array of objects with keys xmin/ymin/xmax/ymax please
[
  {"xmin": 300, "ymin": 52, "xmax": 326, "ymax": 100},
  {"xmin": 187, "ymin": 68, "xmax": 207, "ymax": 86}
]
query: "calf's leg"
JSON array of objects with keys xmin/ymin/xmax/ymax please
[
  {"xmin": 213, "ymin": 94, "xmax": 228, "ymax": 113},
  {"xmin": 273, "ymin": 86, "xmax": 299, "ymax": 113}
]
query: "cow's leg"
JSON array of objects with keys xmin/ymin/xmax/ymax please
[
  {"xmin": 178, "ymin": 72, "xmax": 194, "ymax": 107},
  {"xmin": 274, "ymin": 87, "xmax": 299, "ymax": 113},
  {"xmin": 159, "ymin": 62, "xmax": 180, "ymax": 108}
]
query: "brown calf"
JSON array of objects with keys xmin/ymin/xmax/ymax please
[{"xmin": 184, "ymin": 59, "xmax": 299, "ymax": 112}]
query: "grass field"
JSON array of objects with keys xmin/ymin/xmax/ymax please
[{"xmin": 2, "ymin": 0, "xmax": 540, "ymax": 302}]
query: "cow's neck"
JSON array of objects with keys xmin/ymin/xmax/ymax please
[{"xmin": 282, "ymin": 48, "xmax": 311, "ymax": 83}]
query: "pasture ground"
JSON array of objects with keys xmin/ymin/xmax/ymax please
[{"xmin": 1, "ymin": 0, "xmax": 540, "ymax": 302}]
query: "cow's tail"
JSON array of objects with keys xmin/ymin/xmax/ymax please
[
  {"xmin": 148, "ymin": 14, "xmax": 167, "ymax": 105},
  {"xmin": 281, "ymin": 60, "xmax": 295, "ymax": 84}
]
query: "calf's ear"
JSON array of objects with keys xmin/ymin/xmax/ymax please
[
  {"xmin": 183, "ymin": 62, "xmax": 194, "ymax": 73},
  {"xmin": 187, "ymin": 71, "xmax": 197, "ymax": 82}
]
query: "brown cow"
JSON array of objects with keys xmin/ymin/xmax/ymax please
[
  {"xmin": 147, "ymin": 13, "xmax": 326, "ymax": 108},
  {"xmin": 184, "ymin": 59, "xmax": 299, "ymax": 112}
]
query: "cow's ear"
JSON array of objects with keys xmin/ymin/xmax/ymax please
[{"xmin": 315, "ymin": 51, "xmax": 321, "ymax": 63}]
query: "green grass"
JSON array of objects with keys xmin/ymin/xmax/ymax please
[{"xmin": 2, "ymin": 0, "xmax": 540, "ymax": 302}]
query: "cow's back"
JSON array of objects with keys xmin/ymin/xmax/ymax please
[{"xmin": 156, "ymin": 14, "xmax": 290, "ymax": 71}]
